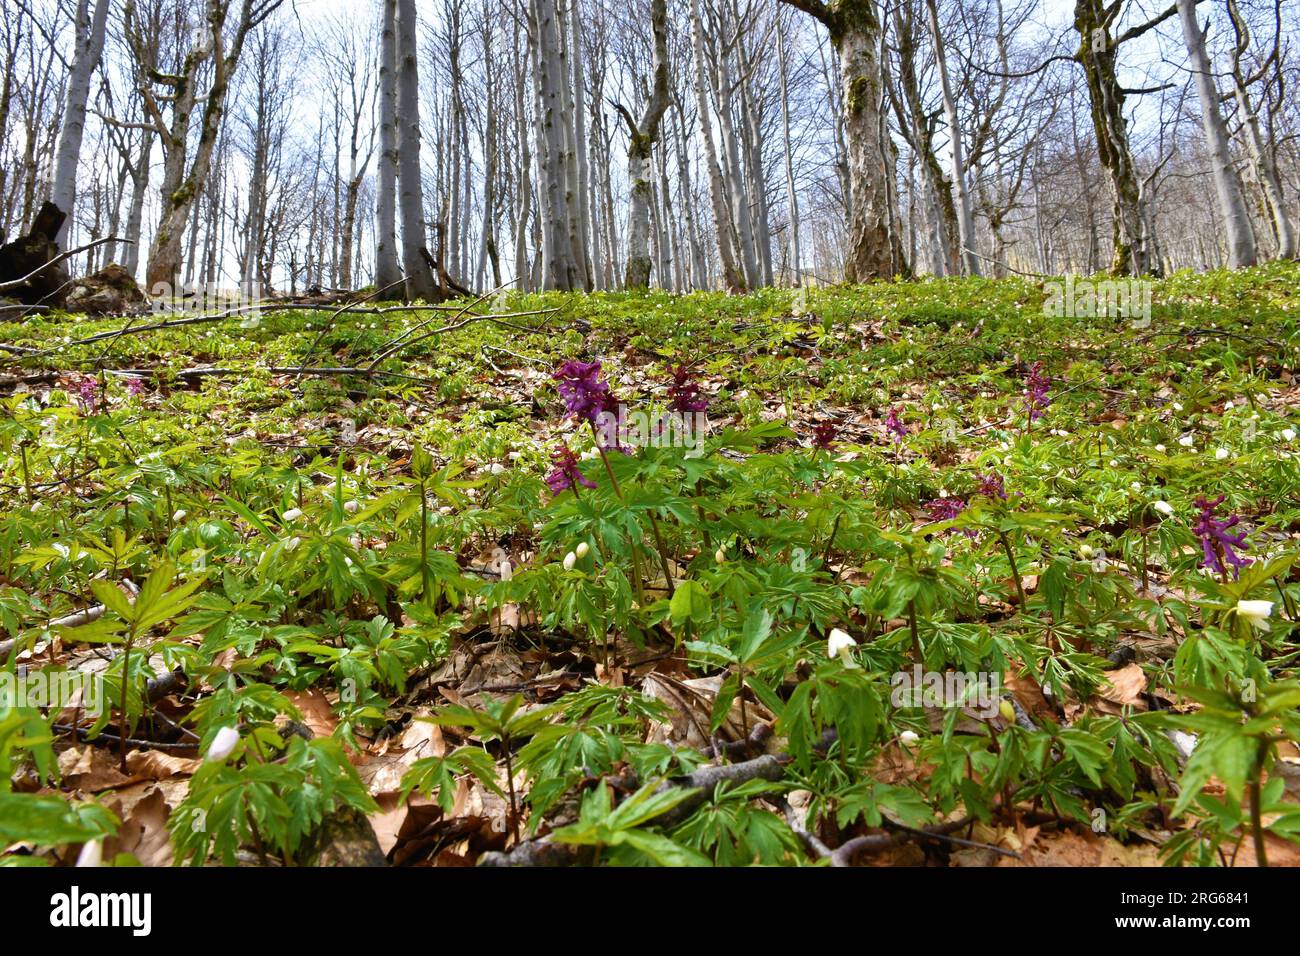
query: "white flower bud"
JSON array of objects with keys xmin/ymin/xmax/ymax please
[
  {"xmin": 1236, "ymin": 599, "xmax": 1273, "ymax": 631},
  {"xmin": 827, "ymin": 628, "xmax": 856, "ymax": 659},
  {"xmin": 562, "ymin": 551, "xmax": 577, "ymax": 571},
  {"xmin": 575, "ymin": 542, "xmax": 590, "ymax": 559},
  {"xmin": 1153, "ymin": 500, "xmax": 1174, "ymax": 517},
  {"xmin": 206, "ymin": 725, "xmax": 240, "ymax": 762},
  {"xmin": 75, "ymin": 839, "xmax": 103, "ymax": 868},
  {"xmin": 899, "ymin": 730, "xmax": 920, "ymax": 746},
  {"xmin": 282, "ymin": 508, "xmax": 303, "ymax": 522}
]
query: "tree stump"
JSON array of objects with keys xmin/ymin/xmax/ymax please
[{"xmin": 0, "ymin": 202, "xmax": 70, "ymax": 306}]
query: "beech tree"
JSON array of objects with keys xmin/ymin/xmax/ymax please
[{"xmin": 779, "ymin": 0, "xmax": 907, "ymax": 280}]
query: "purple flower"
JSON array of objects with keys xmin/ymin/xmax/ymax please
[
  {"xmin": 926, "ymin": 496, "xmax": 967, "ymax": 521},
  {"xmin": 811, "ymin": 420, "xmax": 839, "ymax": 450},
  {"xmin": 883, "ymin": 406, "xmax": 907, "ymax": 446},
  {"xmin": 553, "ymin": 359, "xmax": 614, "ymax": 424},
  {"xmin": 666, "ymin": 364, "xmax": 709, "ymax": 414},
  {"xmin": 545, "ymin": 444, "xmax": 597, "ymax": 495},
  {"xmin": 1024, "ymin": 363, "xmax": 1051, "ymax": 422},
  {"xmin": 125, "ymin": 377, "xmax": 147, "ymax": 397},
  {"xmin": 76, "ymin": 376, "xmax": 99, "ymax": 414},
  {"xmin": 926, "ymin": 496, "xmax": 977, "ymax": 538},
  {"xmin": 1192, "ymin": 494, "xmax": 1252, "ymax": 578},
  {"xmin": 975, "ymin": 471, "xmax": 1006, "ymax": 500}
]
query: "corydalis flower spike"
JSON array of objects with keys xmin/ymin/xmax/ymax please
[
  {"xmin": 811, "ymin": 420, "xmax": 839, "ymax": 450},
  {"xmin": 546, "ymin": 444, "xmax": 597, "ymax": 494},
  {"xmin": 1192, "ymin": 494, "xmax": 1252, "ymax": 578},
  {"xmin": 1024, "ymin": 362, "xmax": 1051, "ymax": 422},
  {"xmin": 976, "ymin": 471, "xmax": 1006, "ymax": 500},
  {"xmin": 883, "ymin": 406, "xmax": 907, "ymax": 445},
  {"xmin": 553, "ymin": 359, "xmax": 613, "ymax": 423},
  {"xmin": 666, "ymin": 364, "xmax": 709, "ymax": 414}
]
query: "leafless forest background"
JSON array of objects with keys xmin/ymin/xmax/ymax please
[{"xmin": 2, "ymin": 0, "xmax": 1298, "ymax": 302}]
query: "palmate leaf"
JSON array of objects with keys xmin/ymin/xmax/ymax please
[{"xmin": 0, "ymin": 793, "xmax": 117, "ymax": 846}]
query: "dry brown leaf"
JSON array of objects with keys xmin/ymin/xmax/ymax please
[
  {"xmin": 103, "ymin": 787, "xmax": 174, "ymax": 866},
  {"xmin": 125, "ymin": 748, "xmax": 201, "ymax": 779},
  {"xmin": 284, "ymin": 687, "xmax": 339, "ymax": 739},
  {"xmin": 358, "ymin": 716, "xmax": 446, "ymax": 797},
  {"xmin": 59, "ymin": 746, "xmax": 138, "ymax": 792}
]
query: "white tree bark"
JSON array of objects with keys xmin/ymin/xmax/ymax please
[
  {"xmin": 1176, "ymin": 0, "xmax": 1256, "ymax": 268},
  {"xmin": 50, "ymin": 0, "xmax": 111, "ymax": 250},
  {"xmin": 924, "ymin": 0, "xmax": 979, "ymax": 275},
  {"xmin": 621, "ymin": 0, "xmax": 669, "ymax": 288},
  {"xmin": 1225, "ymin": 0, "xmax": 1294, "ymax": 260}
]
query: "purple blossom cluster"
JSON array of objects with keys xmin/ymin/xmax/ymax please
[
  {"xmin": 884, "ymin": 406, "xmax": 907, "ymax": 445},
  {"xmin": 545, "ymin": 444, "xmax": 597, "ymax": 495},
  {"xmin": 925, "ymin": 496, "xmax": 967, "ymax": 521},
  {"xmin": 553, "ymin": 359, "xmax": 614, "ymax": 423},
  {"xmin": 125, "ymin": 377, "xmax": 147, "ymax": 397},
  {"xmin": 1024, "ymin": 362, "xmax": 1051, "ymax": 422},
  {"xmin": 666, "ymin": 364, "xmax": 709, "ymax": 414},
  {"xmin": 975, "ymin": 471, "xmax": 1006, "ymax": 500},
  {"xmin": 76, "ymin": 376, "xmax": 99, "ymax": 414},
  {"xmin": 1192, "ymin": 494, "xmax": 1252, "ymax": 577},
  {"xmin": 811, "ymin": 420, "xmax": 840, "ymax": 450}
]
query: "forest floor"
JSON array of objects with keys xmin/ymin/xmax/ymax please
[{"xmin": 2, "ymin": 264, "xmax": 1300, "ymax": 867}]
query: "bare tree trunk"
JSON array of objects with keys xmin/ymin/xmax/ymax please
[
  {"xmin": 777, "ymin": 24, "xmax": 802, "ymax": 286},
  {"xmin": 566, "ymin": 0, "xmax": 594, "ymax": 288},
  {"xmin": 782, "ymin": 0, "xmax": 905, "ymax": 281},
  {"xmin": 690, "ymin": 0, "xmax": 745, "ymax": 291},
  {"xmin": 620, "ymin": 0, "xmax": 669, "ymax": 288},
  {"xmin": 1073, "ymin": 0, "xmax": 1164, "ymax": 276},
  {"xmin": 531, "ymin": 0, "xmax": 580, "ymax": 290},
  {"xmin": 375, "ymin": 0, "xmax": 402, "ymax": 293},
  {"xmin": 50, "ymin": 0, "xmax": 111, "ymax": 249},
  {"xmin": 1176, "ymin": 0, "xmax": 1255, "ymax": 268},
  {"xmin": 924, "ymin": 0, "xmax": 979, "ymax": 275},
  {"xmin": 1226, "ymin": 0, "xmax": 1294, "ymax": 260},
  {"xmin": 394, "ymin": 0, "xmax": 437, "ymax": 299}
]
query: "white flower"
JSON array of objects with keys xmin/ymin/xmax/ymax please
[
  {"xmin": 1172, "ymin": 402, "xmax": 1184, "ymax": 412},
  {"xmin": 1283, "ymin": 428, "xmax": 1297, "ymax": 442},
  {"xmin": 206, "ymin": 725, "xmax": 240, "ymax": 762},
  {"xmin": 827, "ymin": 628, "xmax": 856, "ymax": 659},
  {"xmin": 1153, "ymin": 500, "xmax": 1174, "ymax": 517},
  {"xmin": 282, "ymin": 508, "xmax": 303, "ymax": 522},
  {"xmin": 715, "ymin": 547, "xmax": 727, "ymax": 564},
  {"xmin": 172, "ymin": 509, "xmax": 187, "ymax": 522},
  {"xmin": 562, "ymin": 551, "xmax": 577, "ymax": 571},
  {"xmin": 1130, "ymin": 482, "xmax": 1141, "ymax": 493},
  {"xmin": 1079, "ymin": 544, "xmax": 1096, "ymax": 559},
  {"xmin": 1236, "ymin": 599, "xmax": 1273, "ymax": 631},
  {"xmin": 1154, "ymin": 444, "xmax": 1166, "ymax": 453},
  {"xmin": 1178, "ymin": 435, "xmax": 1194, "ymax": 447},
  {"xmin": 1169, "ymin": 730, "xmax": 1197, "ymax": 760},
  {"xmin": 575, "ymin": 542, "xmax": 590, "ymax": 559},
  {"xmin": 1215, "ymin": 447, "xmax": 1229, "ymax": 460},
  {"xmin": 343, "ymin": 500, "xmax": 360, "ymax": 514},
  {"xmin": 488, "ymin": 463, "xmax": 507, "ymax": 475},
  {"xmin": 75, "ymin": 840, "xmax": 103, "ymax": 868},
  {"xmin": 899, "ymin": 730, "xmax": 920, "ymax": 746},
  {"xmin": 284, "ymin": 536, "xmax": 301, "ymax": 552}
]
